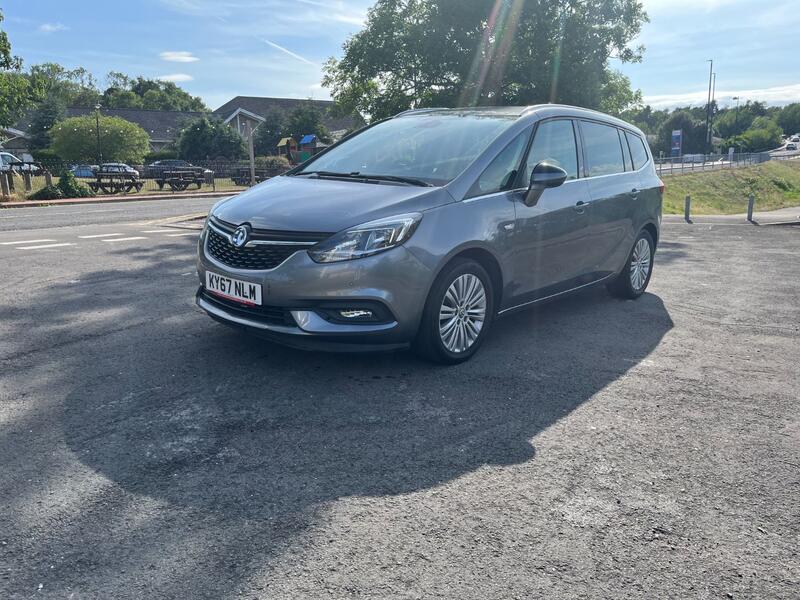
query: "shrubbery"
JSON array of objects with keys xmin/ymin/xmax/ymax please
[
  {"xmin": 28, "ymin": 171, "xmax": 94, "ymax": 200},
  {"xmin": 255, "ymin": 155, "xmax": 291, "ymax": 171}
]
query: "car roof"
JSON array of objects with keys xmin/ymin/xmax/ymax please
[{"xmin": 395, "ymin": 104, "xmax": 644, "ymax": 135}]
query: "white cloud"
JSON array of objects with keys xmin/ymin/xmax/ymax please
[
  {"xmin": 157, "ymin": 73, "xmax": 194, "ymax": 82},
  {"xmin": 263, "ymin": 39, "xmax": 316, "ymax": 66},
  {"xmin": 645, "ymin": 83, "xmax": 800, "ymax": 108},
  {"xmin": 38, "ymin": 22, "xmax": 68, "ymax": 34},
  {"xmin": 159, "ymin": 51, "xmax": 199, "ymax": 63}
]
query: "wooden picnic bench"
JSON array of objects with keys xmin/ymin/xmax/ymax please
[
  {"xmin": 155, "ymin": 169, "xmax": 206, "ymax": 192},
  {"xmin": 231, "ymin": 168, "xmax": 272, "ymax": 186},
  {"xmin": 88, "ymin": 172, "xmax": 143, "ymax": 195}
]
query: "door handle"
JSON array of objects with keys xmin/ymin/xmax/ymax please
[{"xmin": 573, "ymin": 200, "xmax": 587, "ymax": 213}]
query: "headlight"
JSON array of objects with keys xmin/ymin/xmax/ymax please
[{"xmin": 308, "ymin": 213, "xmax": 422, "ymax": 263}]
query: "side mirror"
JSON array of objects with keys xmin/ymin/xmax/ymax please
[{"xmin": 524, "ymin": 161, "xmax": 568, "ymax": 206}]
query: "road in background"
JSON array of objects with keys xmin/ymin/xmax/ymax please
[{"xmin": 1, "ymin": 206, "xmax": 798, "ymax": 599}]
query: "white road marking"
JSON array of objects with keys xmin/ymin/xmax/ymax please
[
  {"xmin": 1, "ymin": 239, "xmax": 56, "ymax": 245},
  {"xmin": 140, "ymin": 229, "xmax": 173, "ymax": 233},
  {"xmin": 16, "ymin": 242, "xmax": 76, "ymax": 250},
  {"xmin": 78, "ymin": 233, "xmax": 123, "ymax": 239},
  {"xmin": 166, "ymin": 232, "xmax": 198, "ymax": 237},
  {"xmin": 102, "ymin": 236, "xmax": 148, "ymax": 242}
]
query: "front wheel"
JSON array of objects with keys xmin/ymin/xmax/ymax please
[
  {"xmin": 414, "ymin": 258, "xmax": 495, "ymax": 364},
  {"xmin": 607, "ymin": 229, "xmax": 655, "ymax": 299}
]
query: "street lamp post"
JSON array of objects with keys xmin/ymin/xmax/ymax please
[
  {"xmin": 705, "ymin": 59, "xmax": 714, "ymax": 153},
  {"xmin": 732, "ymin": 96, "xmax": 741, "ymax": 130},
  {"xmin": 94, "ymin": 104, "xmax": 103, "ymax": 164}
]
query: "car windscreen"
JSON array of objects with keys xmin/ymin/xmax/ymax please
[{"xmin": 295, "ymin": 113, "xmax": 517, "ymax": 186}]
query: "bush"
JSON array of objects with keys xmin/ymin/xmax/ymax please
[
  {"xmin": 255, "ymin": 155, "xmax": 291, "ymax": 171},
  {"xmin": 26, "ymin": 171, "xmax": 94, "ymax": 201},
  {"xmin": 27, "ymin": 185, "xmax": 63, "ymax": 200},
  {"xmin": 31, "ymin": 148, "xmax": 61, "ymax": 162},
  {"xmin": 145, "ymin": 149, "xmax": 178, "ymax": 162}
]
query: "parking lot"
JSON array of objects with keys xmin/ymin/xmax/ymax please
[{"xmin": 1, "ymin": 202, "xmax": 798, "ymax": 599}]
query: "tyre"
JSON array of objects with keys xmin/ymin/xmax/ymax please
[
  {"xmin": 607, "ymin": 229, "xmax": 655, "ymax": 299},
  {"xmin": 414, "ymin": 258, "xmax": 494, "ymax": 364}
]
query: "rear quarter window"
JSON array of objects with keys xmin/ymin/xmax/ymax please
[{"xmin": 625, "ymin": 131, "xmax": 650, "ymax": 169}]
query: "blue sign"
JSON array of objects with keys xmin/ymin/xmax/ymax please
[{"xmin": 671, "ymin": 129, "xmax": 683, "ymax": 157}]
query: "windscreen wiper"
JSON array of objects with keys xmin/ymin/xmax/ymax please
[{"xmin": 296, "ymin": 171, "xmax": 433, "ymax": 187}]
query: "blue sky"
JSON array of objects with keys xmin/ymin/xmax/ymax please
[{"xmin": 5, "ymin": 0, "xmax": 799, "ymax": 110}]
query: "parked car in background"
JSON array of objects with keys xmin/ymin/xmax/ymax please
[
  {"xmin": 0, "ymin": 151, "xmax": 41, "ymax": 172},
  {"xmin": 98, "ymin": 163, "xmax": 139, "ymax": 177},
  {"xmin": 196, "ymin": 105, "xmax": 663, "ymax": 363},
  {"xmin": 682, "ymin": 153, "xmax": 705, "ymax": 163},
  {"xmin": 142, "ymin": 159, "xmax": 211, "ymax": 179},
  {"xmin": 70, "ymin": 165, "xmax": 98, "ymax": 178},
  {"xmin": 786, "ymin": 143, "xmax": 798, "ymax": 151},
  {"xmin": 790, "ymin": 136, "xmax": 799, "ymax": 142}
]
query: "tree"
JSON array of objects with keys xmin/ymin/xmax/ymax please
[
  {"xmin": 599, "ymin": 70, "xmax": 642, "ymax": 117},
  {"xmin": 777, "ymin": 103, "xmax": 800, "ymax": 136},
  {"xmin": 28, "ymin": 95, "xmax": 65, "ymax": 150},
  {"xmin": 620, "ymin": 104, "xmax": 670, "ymax": 135},
  {"xmin": 322, "ymin": 0, "xmax": 647, "ymax": 120},
  {"xmin": 50, "ymin": 114, "xmax": 150, "ymax": 163},
  {"xmin": 102, "ymin": 73, "xmax": 208, "ymax": 111},
  {"xmin": 287, "ymin": 102, "xmax": 330, "ymax": 142},
  {"xmin": 656, "ymin": 111, "xmax": 706, "ymax": 155},
  {"xmin": 253, "ymin": 108, "xmax": 288, "ymax": 155},
  {"xmin": 27, "ymin": 63, "xmax": 101, "ymax": 107},
  {"xmin": 176, "ymin": 117, "xmax": 247, "ymax": 161},
  {"xmin": 0, "ymin": 9, "xmax": 40, "ymax": 128}
]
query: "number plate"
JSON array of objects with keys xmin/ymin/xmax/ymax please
[{"xmin": 205, "ymin": 271, "xmax": 262, "ymax": 306}]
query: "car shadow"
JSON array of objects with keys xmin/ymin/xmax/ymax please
[{"xmin": 1, "ymin": 242, "xmax": 673, "ymax": 597}]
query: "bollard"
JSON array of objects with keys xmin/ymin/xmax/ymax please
[
  {"xmin": 0, "ymin": 172, "xmax": 10, "ymax": 199},
  {"xmin": 23, "ymin": 171, "xmax": 32, "ymax": 192},
  {"xmin": 44, "ymin": 171, "xmax": 53, "ymax": 187},
  {"xmin": 747, "ymin": 194, "xmax": 755, "ymax": 222},
  {"xmin": 684, "ymin": 194, "xmax": 691, "ymax": 223},
  {"xmin": 7, "ymin": 171, "xmax": 14, "ymax": 191}
]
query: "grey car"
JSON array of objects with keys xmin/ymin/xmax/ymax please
[{"xmin": 196, "ymin": 105, "xmax": 662, "ymax": 363}]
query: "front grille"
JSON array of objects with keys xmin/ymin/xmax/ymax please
[
  {"xmin": 205, "ymin": 219, "xmax": 331, "ymax": 271},
  {"xmin": 200, "ymin": 289, "xmax": 296, "ymax": 327}
]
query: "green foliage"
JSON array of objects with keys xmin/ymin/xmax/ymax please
[
  {"xmin": 727, "ymin": 117, "xmax": 783, "ymax": 152},
  {"xmin": 27, "ymin": 171, "xmax": 95, "ymax": 200},
  {"xmin": 50, "ymin": 114, "xmax": 150, "ymax": 163},
  {"xmin": 102, "ymin": 72, "xmax": 208, "ymax": 111},
  {"xmin": 57, "ymin": 171, "xmax": 94, "ymax": 197},
  {"xmin": 253, "ymin": 108, "xmax": 288, "ymax": 154},
  {"xmin": 599, "ymin": 71, "xmax": 643, "ymax": 117},
  {"xmin": 144, "ymin": 149, "xmax": 179, "ymax": 162},
  {"xmin": 28, "ymin": 95, "xmax": 66, "ymax": 150},
  {"xmin": 656, "ymin": 111, "xmax": 706, "ymax": 155},
  {"xmin": 176, "ymin": 117, "xmax": 247, "ymax": 161},
  {"xmin": 30, "ymin": 148, "xmax": 61, "ymax": 161},
  {"xmin": 620, "ymin": 105, "xmax": 670, "ymax": 135},
  {"xmin": 28, "ymin": 63, "xmax": 101, "ymax": 107},
  {"xmin": 254, "ymin": 155, "xmax": 291, "ymax": 171},
  {"xmin": 287, "ymin": 103, "xmax": 330, "ymax": 142},
  {"xmin": 777, "ymin": 103, "xmax": 800, "ymax": 136},
  {"xmin": 0, "ymin": 10, "xmax": 40, "ymax": 128},
  {"xmin": 322, "ymin": 0, "xmax": 648, "ymax": 120}
]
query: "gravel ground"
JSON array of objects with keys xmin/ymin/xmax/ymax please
[{"xmin": 0, "ymin": 219, "xmax": 798, "ymax": 599}]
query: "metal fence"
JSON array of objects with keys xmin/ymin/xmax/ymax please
[
  {"xmin": 655, "ymin": 151, "xmax": 800, "ymax": 176},
  {"xmin": 0, "ymin": 159, "xmax": 292, "ymax": 200}
]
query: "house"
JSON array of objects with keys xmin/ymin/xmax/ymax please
[
  {"xmin": 213, "ymin": 96, "xmax": 359, "ymax": 142},
  {"xmin": 5, "ymin": 107, "xmax": 207, "ymax": 154}
]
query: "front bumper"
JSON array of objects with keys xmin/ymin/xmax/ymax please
[{"xmin": 195, "ymin": 230, "xmax": 433, "ymax": 351}]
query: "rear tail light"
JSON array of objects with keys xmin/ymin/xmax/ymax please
[{"xmin": 659, "ymin": 180, "xmax": 665, "ymax": 195}]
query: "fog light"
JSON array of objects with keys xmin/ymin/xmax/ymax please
[{"xmin": 339, "ymin": 309, "xmax": 373, "ymax": 319}]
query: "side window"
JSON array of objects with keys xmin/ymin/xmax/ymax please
[
  {"xmin": 626, "ymin": 131, "xmax": 650, "ymax": 169},
  {"xmin": 467, "ymin": 130, "xmax": 529, "ymax": 197},
  {"xmin": 525, "ymin": 120, "xmax": 578, "ymax": 182},
  {"xmin": 581, "ymin": 121, "xmax": 625, "ymax": 176}
]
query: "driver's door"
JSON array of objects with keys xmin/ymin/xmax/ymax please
[{"xmin": 509, "ymin": 119, "xmax": 593, "ymax": 305}]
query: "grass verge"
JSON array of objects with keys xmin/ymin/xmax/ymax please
[{"xmin": 663, "ymin": 159, "xmax": 800, "ymax": 214}]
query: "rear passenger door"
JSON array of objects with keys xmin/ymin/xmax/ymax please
[{"xmin": 579, "ymin": 120, "xmax": 641, "ymax": 279}]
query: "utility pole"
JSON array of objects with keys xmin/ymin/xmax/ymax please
[
  {"xmin": 246, "ymin": 121, "xmax": 256, "ymax": 186},
  {"xmin": 705, "ymin": 59, "xmax": 713, "ymax": 153},
  {"xmin": 94, "ymin": 104, "xmax": 103, "ymax": 164},
  {"xmin": 733, "ymin": 96, "xmax": 741, "ymax": 131},
  {"xmin": 709, "ymin": 72, "xmax": 717, "ymax": 153}
]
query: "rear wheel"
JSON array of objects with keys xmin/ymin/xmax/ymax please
[
  {"xmin": 414, "ymin": 258, "xmax": 494, "ymax": 364},
  {"xmin": 607, "ymin": 229, "xmax": 655, "ymax": 299}
]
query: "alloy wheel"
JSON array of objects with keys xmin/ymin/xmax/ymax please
[
  {"xmin": 438, "ymin": 273, "xmax": 487, "ymax": 353},
  {"xmin": 630, "ymin": 238, "xmax": 652, "ymax": 291}
]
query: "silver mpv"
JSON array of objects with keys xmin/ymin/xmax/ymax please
[{"xmin": 196, "ymin": 105, "xmax": 662, "ymax": 363}]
